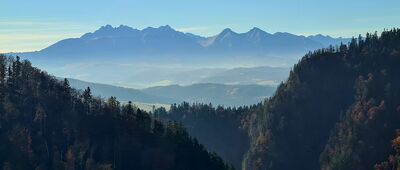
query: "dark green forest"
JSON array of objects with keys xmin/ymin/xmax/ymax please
[
  {"xmin": 0, "ymin": 56, "xmax": 233, "ymax": 170},
  {"xmin": 1, "ymin": 28, "xmax": 400, "ymax": 170},
  {"xmin": 243, "ymin": 29, "xmax": 400, "ymax": 170}
]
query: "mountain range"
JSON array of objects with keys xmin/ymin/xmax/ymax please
[
  {"xmin": 11, "ymin": 25, "xmax": 351, "ymax": 89},
  {"xmin": 18, "ymin": 25, "xmax": 351, "ymax": 63}
]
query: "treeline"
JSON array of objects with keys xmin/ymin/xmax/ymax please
[
  {"xmin": 243, "ymin": 28, "xmax": 400, "ymax": 170},
  {"xmin": 154, "ymin": 102, "xmax": 259, "ymax": 169},
  {"xmin": 0, "ymin": 55, "xmax": 233, "ymax": 170}
]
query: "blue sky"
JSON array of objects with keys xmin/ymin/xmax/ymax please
[{"xmin": 1, "ymin": 0, "xmax": 400, "ymax": 52}]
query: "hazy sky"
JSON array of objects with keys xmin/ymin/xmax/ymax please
[{"xmin": 1, "ymin": 0, "xmax": 400, "ymax": 52}]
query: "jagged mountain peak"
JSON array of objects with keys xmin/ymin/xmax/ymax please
[
  {"xmin": 245, "ymin": 27, "xmax": 271, "ymax": 41},
  {"xmin": 94, "ymin": 24, "xmax": 138, "ymax": 33},
  {"xmin": 248, "ymin": 27, "xmax": 263, "ymax": 33},
  {"xmin": 159, "ymin": 24, "xmax": 173, "ymax": 30},
  {"xmin": 142, "ymin": 25, "xmax": 176, "ymax": 33},
  {"xmin": 81, "ymin": 24, "xmax": 140, "ymax": 39},
  {"xmin": 214, "ymin": 28, "xmax": 238, "ymax": 42},
  {"xmin": 308, "ymin": 34, "xmax": 333, "ymax": 39},
  {"xmin": 246, "ymin": 27, "xmax": 268, "ymax": 35},
  {"xmin": 100, "ymin": 24, "xmax": 113, "ymax": 30},
  {"xmin": 220, "ymin": 28, "xmax": 237, "ymax": 35}
]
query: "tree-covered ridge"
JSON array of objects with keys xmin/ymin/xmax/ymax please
[
  {"xmin": 243, "ymin": 29, "xmax": 400, "ymax": 170},
  {"xmin": 0, "ymin": 55, "xmax": 233, "ymax": 170},
  {"xmin": 154, "ymin": 102, "xmax": 259, "ymax": 170}
]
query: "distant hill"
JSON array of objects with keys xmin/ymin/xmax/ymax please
[
  {"xmin": 199, "ymin": 66, "xmax": 290, "ymax": 85},
  {"xmin": 142, "ymin": 83, "xmax": 276, "ymax": 106},
  {"xmin": 66, "ymin": 78, "xmax": 177, "ymax": 104},
  {"xmin": 47, "ymin": 65, "xmax": 290, "ymax": 91},
  {"xmin": 67, "ymin": 78, "xmax": 276, "ymax": 106}
]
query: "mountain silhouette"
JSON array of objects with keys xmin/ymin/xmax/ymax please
[{"xmin": 17, "ymin": 25, "xmax": 351, "ymax": 62}]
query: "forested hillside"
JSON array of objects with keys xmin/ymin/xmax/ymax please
[
  {"xmin": 155, "ymin": 102, "xmax": 257, "ymax": 169},
  {"xmin": 0, "ymin": 55, "xmax": 232, "ymax": 170},
  {"xmin": 243, "ymin": 29, "xmax": 400, "ymax": 170}
]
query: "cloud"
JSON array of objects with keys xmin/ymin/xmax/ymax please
[
  {"xmin": 0, "ymin": 20, "xmax": 90, "ymax": 33},
  {"xmin": 149, "ymin": 80, "xmax": 172, "ymax": 87},
  {"xmin": 0, "ymin": 20, "xmax": 94, "ymax": 52},
  {"xmin": 0, "ymin": 33, "xmax": 82, "ymax": 53}
]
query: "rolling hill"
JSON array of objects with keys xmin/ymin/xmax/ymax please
[{"xmin": 67, "ymin": 78, "xmax": 276, "ymax": 106}]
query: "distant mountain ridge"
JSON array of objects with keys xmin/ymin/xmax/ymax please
[
  {"xmin": 66, "ymin": 78, "xmax": 177, "ymax": 104},
  {"xmin": 17, "ymin": 25, "xmax": 351, "ymax": 61},
  {"xmin": 66, "ymin": 78, "xmax": 276, "ymax": 106},
  {"xmin": 142, "ymin": 83, "xmax": 276, "ymax": 106}
]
